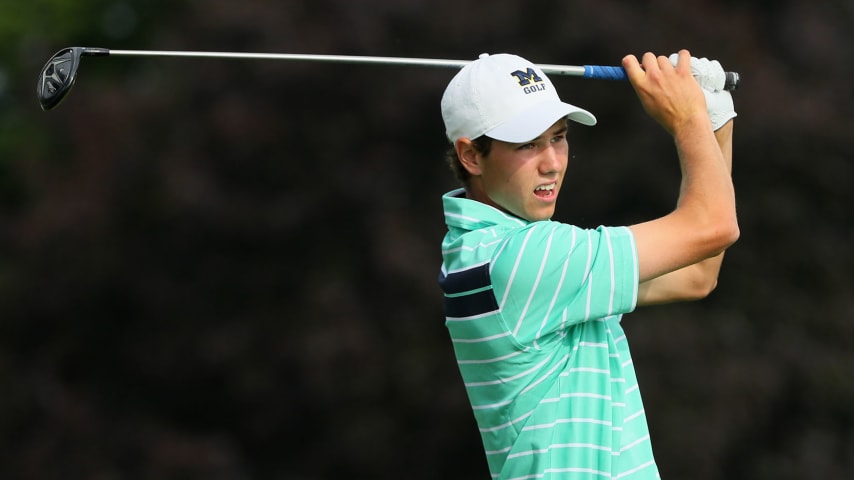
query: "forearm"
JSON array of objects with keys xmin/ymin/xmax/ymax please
[
  {"xmin": 674, "ymin": 118, "xmax": 735, "ymax": 226},
  {"xmin": 678, "ymin": 120, "xmax": 734, "ymax": 283},
  {"xmin": 715, "ymin": 120, "xmax": 733, "ymax": 173},
  {"xmin": 683, "ymin": 120, "xmax": 734, "ymax": 268}
]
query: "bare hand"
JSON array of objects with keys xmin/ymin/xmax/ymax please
[{"xmin": 622, "ymin": 50, "xmax": 709, "ymax": 135}]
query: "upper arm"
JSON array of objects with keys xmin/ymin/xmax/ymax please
[
  {"xmin": 636, "ymin": 252, "xmax": 724, "ymax": 305},
  {"xmin": 628, "ymin": 195, "xmax": 738, "ymax": 306},
  {"xmin": 629, "ymin": 211, "xmax": 732, "ymax": 282}
]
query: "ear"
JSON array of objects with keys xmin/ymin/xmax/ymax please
[{"xmin": 455, "ymin": 138, "xmax": 483, "ymax": 176}]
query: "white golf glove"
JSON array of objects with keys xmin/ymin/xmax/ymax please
[{"xmin": 669, "ymin": 53, "xmax": 736, "ymax": 131}]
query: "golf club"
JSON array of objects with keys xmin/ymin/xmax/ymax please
[{"xmin": 37, "ymin": 47, "xmax": 740, "ymax": 111}]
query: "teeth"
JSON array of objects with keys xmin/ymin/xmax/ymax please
[{"xmin": 535, "ymin": 184, "xmax": 555, "ymax": 191}]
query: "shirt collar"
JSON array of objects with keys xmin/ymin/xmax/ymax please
[{"xmin": 442, "ymin": 188, "xmax": 529, "ymax": 231}]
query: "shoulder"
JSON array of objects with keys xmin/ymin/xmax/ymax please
[
  {"xmin": 496, "ymin": 222, "xmax": 632, "ymax": 258},
  {"xmin": 491, "ymin": 223, "xmax": 636, "ymax": 277}
]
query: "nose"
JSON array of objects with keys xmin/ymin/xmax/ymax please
[{"xmin": 539, "ymin": 144, "xmax": 564, "ymax": 175}]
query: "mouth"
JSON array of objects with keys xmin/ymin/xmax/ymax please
[{"xmin": 534, "ymin": 182, "xmax": 557, "ymax": 199}]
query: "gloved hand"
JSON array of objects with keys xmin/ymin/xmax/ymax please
[{"xmin": 669, "ymin": 53, "xmax": 736, "ymax": 131}]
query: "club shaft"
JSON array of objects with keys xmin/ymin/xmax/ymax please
[
  {"xmin": 80, "ymin": 48, "xmax": 738, "ymax": 90},
  {"xmin": 84, "ymin": 48, "xmax": 589, "ymax": 76}
]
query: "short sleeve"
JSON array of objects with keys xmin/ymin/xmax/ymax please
[{"xmin": 489, "ymin": 222, "xmax": 638, "ymax": 344}]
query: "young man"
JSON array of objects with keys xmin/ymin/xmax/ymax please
[{"xmin": 438, "ymin": 51, "xmax": 737, "ymax": 479}]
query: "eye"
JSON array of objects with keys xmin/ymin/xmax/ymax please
[
  {"xmin": 551, "ymin": 133, "xmax": 566, "ymax": 143},
  {"xmin": 517, "ymin": 142, "xmax": 536, "ymax": 150}
]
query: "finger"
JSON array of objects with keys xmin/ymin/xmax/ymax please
[
  {"xmin": 657, "ymin": 54, "xmax": 674, "ymax": 73},
  {"xmin": 621, "ymin": 54, "xmax": 644, "ymax": 84},
  {"xmin": 641, "ymin": 51, "xmax": 659, "ymax": 73},
  {"xmin": 632, "ymin": 51, "xmax": 657, "ymax": 83},
  {"xmin": 674, "ymin": 49, "xmax": 692, "ymax": 76}
]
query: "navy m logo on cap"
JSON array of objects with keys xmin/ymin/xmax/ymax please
[{"xmin": 510, "ymin": 68, "xmax": 543, "ymax": 86}]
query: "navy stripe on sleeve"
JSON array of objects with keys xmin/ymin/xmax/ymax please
[{"xmin": 439, "ymin": 263, "xmax": 499, "ymax": 318}]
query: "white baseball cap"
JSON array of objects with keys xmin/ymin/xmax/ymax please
[{"xmin": 441, "ymin": 53, "xmax": 596, "ymax": 143}]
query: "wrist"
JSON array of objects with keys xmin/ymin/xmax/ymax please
[
  {"xmin": 713, "ymin": 119, "xmax": 734, "ymax": 137},
  {"xmin": 672, "ymin": 112, "xmax": 714, "ymax": 139}
]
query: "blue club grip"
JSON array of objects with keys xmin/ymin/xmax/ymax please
[
  {"xmin": 583, "ymin": 65, "xmax": 628, "ymax": 81},
  {"xmin": 582, "ymin": 65, "xmax": 740, "ymax": 91}
]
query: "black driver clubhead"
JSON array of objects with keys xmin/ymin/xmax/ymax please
[{"xmin": 37, "ymin": 47, "xmax": 83, "ymax": 111}]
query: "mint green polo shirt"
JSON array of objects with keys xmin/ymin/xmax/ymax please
[{"xmin": 439, "ymin": 189, "xmax": 660, "ymax": 479}]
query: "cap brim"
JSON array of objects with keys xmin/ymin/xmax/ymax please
[{"xmin": 484, "ymin": 101, "xmax": 597, "ymax": 143}]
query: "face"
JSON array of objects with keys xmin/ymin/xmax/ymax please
[{"xmin": 462, "ymin": 120, "xmax": 569, "ymax": 222}]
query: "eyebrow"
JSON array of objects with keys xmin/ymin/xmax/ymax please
[{"xmin": 541, "ymin": 124, "xmax": 567, "ymax": 139}]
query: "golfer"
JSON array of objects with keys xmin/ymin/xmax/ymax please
[{"xmin": 438, "ymin": 50, "xmax": 737, "ymax": 479}]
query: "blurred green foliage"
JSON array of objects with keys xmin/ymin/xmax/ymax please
[{"xmin": 1, "ymin": 1, "xmax": 853, "ymax": 479}]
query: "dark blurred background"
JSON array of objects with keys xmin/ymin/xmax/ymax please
[{"xmin": 1, "ymin": 0, "xmax": 852, "ymax": 478}]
